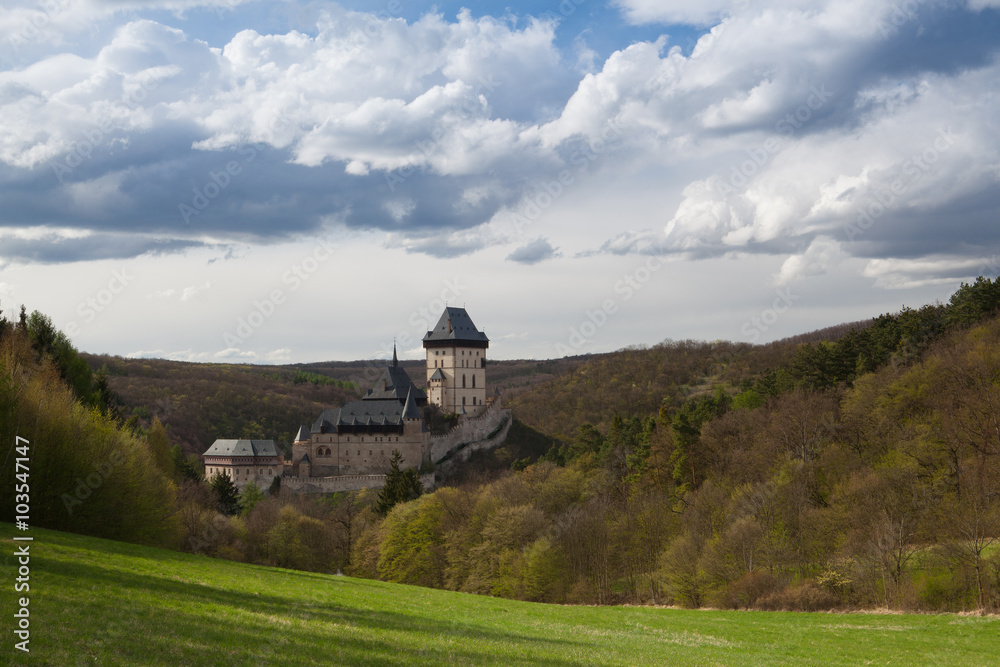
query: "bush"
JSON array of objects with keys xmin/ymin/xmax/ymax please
[
  {"xmin": 755, "ymin": 582, "xmax": 838, "ymax": 612},
  {"xmin": 720, "ymin": 571, "xmax": 781, "ymax": 609}
]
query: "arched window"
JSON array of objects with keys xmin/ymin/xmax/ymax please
[
  {"xmin": 462, "ymin": 396, "xmax": 466, "ymax": 405},
  {"xmin": 259, "ymin": 468, "xmax": 263, "ymax": 475},
  {"xmin": 472, "ymin": 396, "xmax": 476, "ymax": 405},
  {"xmin": 472, "ymin": 375, "xmax": 475, "ymax": 388},
  {"xmin": 462, "ymin": 374, "xmax": 466, "ymax": 388},
  {"xmin": 246, "ymin": 468, "xmax": 250, "ymax": 476}
]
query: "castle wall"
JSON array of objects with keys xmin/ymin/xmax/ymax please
[
  {"xmin": 435, "ymin": 411, "xmax": 513, "ymax": 469},
  {"xmin": 292, "ymin": 421, "xmax": 429, "ymax": 478},
  {"xmin": 429, "ymin": 399, "xmax": 509, "ymax": 463},
  {"xmin": 282, "ymin": 473, "xmax": 435, "ymax": 495}
]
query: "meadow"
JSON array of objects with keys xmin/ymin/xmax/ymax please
[{"xmin": 3, "ymin": 523, "xmax": 998, "ymax": 666}]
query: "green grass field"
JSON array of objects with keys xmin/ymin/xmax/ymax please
[{"xmin": 2, "ymin": 523, "xmax": 999, "ymax": 666}]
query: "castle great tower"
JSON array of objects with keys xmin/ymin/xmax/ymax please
[{"xmin": 422, "ymin": 307, "xmax": 489, "ymax": 417}]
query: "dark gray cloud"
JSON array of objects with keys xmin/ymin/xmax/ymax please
[{"xmin": 507, "ymin": 237, "xmax": 558, "ymax": 264}]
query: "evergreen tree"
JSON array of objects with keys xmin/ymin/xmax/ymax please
[
  {"xmin": 240, "ymin": 481, "xmax": 265, "ymax": 516},
  {"xmin": 376, "ymin": 450, "xmax": 423, "ymax": 515},
  {"xmin": 171, "ymin": 445, "xmax": 202, "ymax": 482},
  {"xmin": 146, "ymin": 418, "xmax": 175, "ymax": 477},
  {"xmin": 93, "ymin": 369, "xmax": 122, "ymax": 423},
  {"xmin": 268, "ymin": 475, "xmax": 281, "ymax": 496},
  {"xmin": 210, "ymin": 472, "xmax": 242, "ymax": 516}
]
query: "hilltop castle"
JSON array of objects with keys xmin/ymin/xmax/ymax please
[{"xmin": 204, "ymin": 307, "xmax": 510, "ymax": 491}]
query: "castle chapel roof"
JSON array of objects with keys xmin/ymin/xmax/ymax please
[
  {"xmin": 311, "ymin": 350, "xmax": 431, "ymax": 435},
  {"xmin": 363, "ymin": 345, "xmax": 427, "ymax": 405},
  {"xmin": 311, "ymin": 399, "xmax": 415, "ymax": 434}
]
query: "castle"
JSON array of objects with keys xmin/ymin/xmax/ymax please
[{"xmin": 203, "ymin": 307, "xmax": 511, "ymax": 491}]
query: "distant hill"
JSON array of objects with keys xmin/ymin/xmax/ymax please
[
  {"xmin": 508, "ymin": 321, "xmax": 869, "ymax": 444},
  {"xmin": 83, "ymin": 354, "xmax": 589, "ymax": 458}
]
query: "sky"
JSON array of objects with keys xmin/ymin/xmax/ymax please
[{"xmin": 1, "ymin": 0, "xmax": 999, "ymax": 365}]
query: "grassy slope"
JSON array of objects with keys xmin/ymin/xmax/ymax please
[{"xmin": 3, "ymin": 524, "xmax": 998, "ymax": 666}]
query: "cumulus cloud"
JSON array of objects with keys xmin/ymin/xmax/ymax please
[{"xmin": 613, "ymin": 0, "xmax": 745, "ymax": 26}]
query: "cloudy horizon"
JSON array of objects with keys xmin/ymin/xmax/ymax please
[{"xmin": 1, "ymin": 0, "xmax": 998, "ymax": 364}]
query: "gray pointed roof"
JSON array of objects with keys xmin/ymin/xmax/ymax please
[
  {"xmin": 294, "ymin": 425, "xmax": 310, "ymax": 442},
  {"xmin": 429, "ymin": 368, "xmax": 446, "ymax": 381},
  {"xmin": 402, "ymin": 387, "xmax": 421, "ymax": 420},
  {"xmin": 364, "ymin": 364, "xmax": 427, "ymax": 404},
  {"xmin": 203, "ymin": 439, "xmax": 280, "ymax": 458},
  {"xmin": 300, "ymin": 452, "xmax": 310, "ymax": 464},
  {"xmin": 423, "ymin": 307, "xmax": 489, "ymax": 345}
]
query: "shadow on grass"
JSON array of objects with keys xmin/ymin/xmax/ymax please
[{"xmin": 29, "ymin": 551, "xmax": 587, "ymax": 666}]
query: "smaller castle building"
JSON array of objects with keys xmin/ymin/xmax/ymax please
[{"xmin": 203, "ymin": 439, "xmax": 282, "ymax": 488}]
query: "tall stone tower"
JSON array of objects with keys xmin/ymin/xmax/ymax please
[{"xmin": 423, "ymin": 307, "xmax": 489, "ymax": 417}]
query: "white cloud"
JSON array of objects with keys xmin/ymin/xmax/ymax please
[
  {"xmin": 265, "ymin": 347, "xmax": 291, "ymax": 362},
  {"xmin": 613, "ymin": 0, "xmax": 742, "ymax": 26},
  {"xmin": 181, "ymin": 280, "xmax": 211, "ymax": 301},
  {"xmin": 862, "ymin": 256, "xmax": 988, "ymax": 289},
  {"xmin": 214, "ymin": 347, "xmax": 258, "ymax": 359},
  {"xmin": 775, "ymin": 236, "xmax": 844, "ymax": 285},
  {"xmin": 126, "ymin": 348, "xmax": 211, "ymax": 361}
]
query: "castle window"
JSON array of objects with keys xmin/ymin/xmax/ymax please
[
  {"xmin": 246, "ymin": 468, "xmax": 251, "ymax": 475},
  {"xmin": 259, "ymin": 469, "xmax": 263, "ymax": 475},
  {"xmin": 462, "ymin": 374, "xmax": 466, "ymax": 388},
  {"xmin": 269, "ymin": 468, "xmax": 273, "ymax": 475},
  {"xmin": 462, "ymin": 396, "xmax": 466, "ymax": 405},
  {"xmin": 472, "ymin": 375, "xmax": 476, "ymax": 388},
  {"xmin": 473, "ymin": 396, "xmax": 477, "ymax": 405}
]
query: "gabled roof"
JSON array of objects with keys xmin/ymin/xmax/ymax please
[
  {"xmin": 294, "ymin": 425, "xmax": 310, "ymax": 442},
  {"xmin": 300, "ymin": 452, "xmax": 310, "ymax": 464},
  {"xmin": 203, "ymin": 439, "xmax": 280, "ymax": 458},
  {"xmin": 312, "ymin": 399, "xmax": 409, "ymax": 433},
  {"xmin": 423, "ymin": 307, "xmax": 489, "ymax": 345}
]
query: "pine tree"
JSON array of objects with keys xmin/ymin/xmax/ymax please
[
  {"xmin": 240, "ymin": 481, "xmax": 265, "ymax": 516},
  {"xmin": 146, "ymin": 418, "xmax": 174, "ymax": 477},
  {"xmin": 210, "ymin": 472, "xmax": 242, "ymax": 516},
  {"xmin": 172, "ymin": 445, "xmax": 201, "ymax": 482},
  {"xmin": 376, "ymin": 450, "xmax": 423, "ymax": 515}
]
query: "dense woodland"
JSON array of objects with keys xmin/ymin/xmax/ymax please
[{"xmin": 3, "ymin": 278, "xmax": 1000, "ymax": 613}]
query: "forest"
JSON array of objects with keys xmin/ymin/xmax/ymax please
[{"xmin": 2, "ymin": 277, "xmax": 1000, "ymax": 613}]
